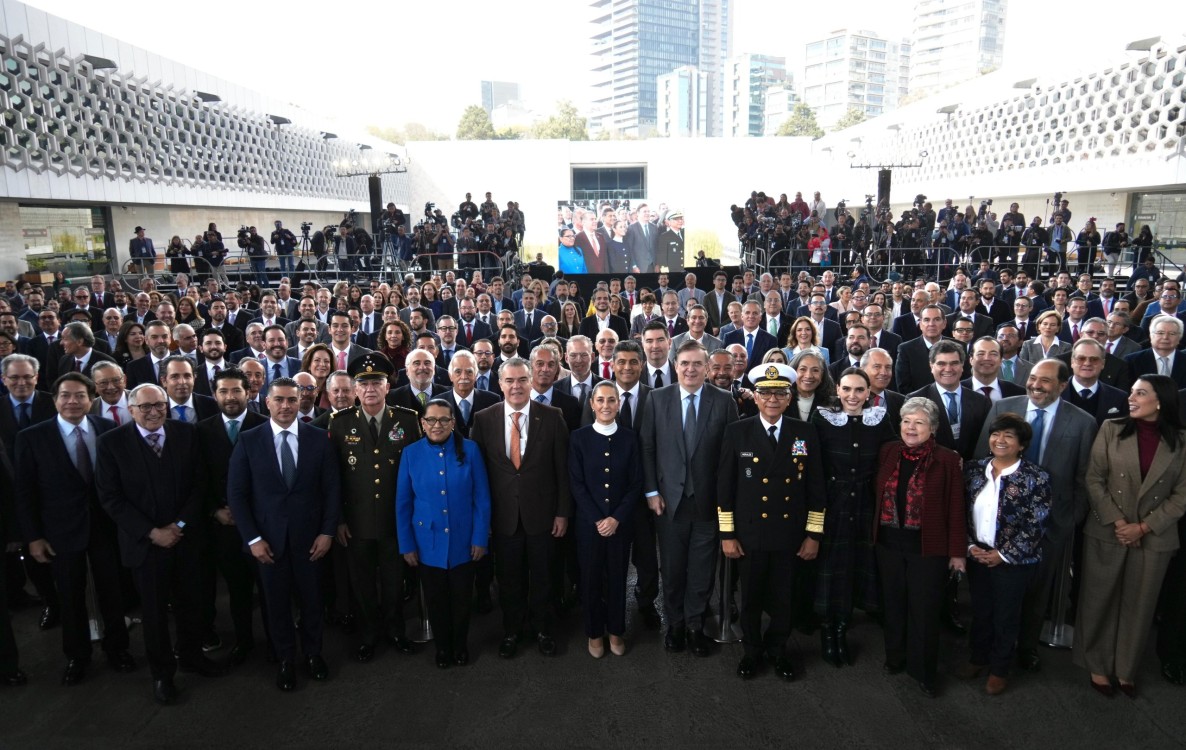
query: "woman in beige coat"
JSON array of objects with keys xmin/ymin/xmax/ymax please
[{"xmin": 1075, "ymin": 375, "xmax": 1186, "ymax": 698}]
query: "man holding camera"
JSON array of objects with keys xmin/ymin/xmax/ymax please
[
  {"xmin": 238, "ymin": 227, "xmax": 268, "ymax": 288},
  {"xmin": 271, "ymin": 222, "xmax": 297, "ymax": 276}
]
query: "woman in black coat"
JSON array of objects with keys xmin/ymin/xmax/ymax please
[{"xmin": 568, "ymin": 381, "xmax": 642, "ymax": 658}]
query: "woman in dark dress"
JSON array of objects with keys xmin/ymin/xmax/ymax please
[{"xmin": 811, "ymin": 368, "xmax": 893, "ymax": 667}]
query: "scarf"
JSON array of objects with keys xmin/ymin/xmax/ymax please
[{"xmin": 879, "ymin": 438, "xmax": 936, "ymax": 530}]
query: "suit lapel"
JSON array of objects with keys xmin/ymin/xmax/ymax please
[
  {"xmin": 522, "ymin": 402, "xmax": 544, "ymax": 465},
  {"xmin": 1137, "ymin": 438, "xmax": 1179, "ymax": 498}
]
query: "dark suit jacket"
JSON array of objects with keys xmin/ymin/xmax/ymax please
[
  {"xmin": 554, "ymin": 373, "xmax": 603, "ymax": 411},
  {"xmin": 439, "ymin": 388, "xmax": 502, "ymax": 438},
  {"xmin": 868, "ymin": 389, "xmax": 905, "ymax": 434},
  {"xmin": 908, "ymin": 384, "xmax": 992, "ymax": 461},
  {"xmin": 761, "ymin": 313, "xmax": 795, "ymax": 348},
  {"xmin": 977, "ymin": 297, "xmax": 1012, "ymax": 326},
  {"xmin": 723, "ymin": 328, "xmax": 777, "ymax": 368},
  {"xmin": 470, "ymin": 400, "xmax": 572, "ymax": 537},
  {"xmin": 392, "ymin": 366, "xmax": 451, "ymax": 390},
  {"xmin": 0, "ymin": 391, "xmax": 57, "ymax": 464},
  {"xmin": 203, "ymin": 324, "xmax": 245, "ymax": 353},
  {"xmin": 890, "ymin": 313, "xmax": 921, "ymax": 341},
  {"xmin": 386, "ymin": 383, "xmax": 448, "ymax": 415},
  {"xmin": 865, "ymin": 330, "xmax": 902, "ymax": 362},
  {"xmin": 125, "ymin": 355, "xmax": 169, "ymax": 389},
  {"xmin": 1085, "ymin": 296, "xmax": 1121, "ymax": 320},
  {"xmin": 168, "ymin": 393, "xmax": 220, "ymax": 424},
  {"xmin": 1063, "ymin": 381, "xmax": 1129, "ymax": 425},
  {"xmin": 195, "ymin": 412, "xmax": 269, "ymax": 516},
  {"xmin": 226, "ymin": 421, "xmax": 341, "ymax": 558},
  {"xmin": 514, "ymin": 309, "xmax": 545, "ymax": 342},
  {"xmin": 947, "ymin": 312, "xmax": 994, "ymax": 341},
  {"xmin": 703, "ymin": 291, "xmax": 736, "ymax": 333},
  {"xmin": 796, "ymin": 304, "xmax": 840, "ymax": 323},
  {"xmin": 575, "ymin": 228, "xmax": 612, "ymax": 274},
  {"xmin": 56, "ymin": 349, "xmax": 117, "ymax": 380},
  {"xmin": 1055, "ymin": 351, "xmax": 1132, "ymax": 392},
  {"xmin": 538, "ymin": 389, "xmax": 582, "ymax": 433},
  {"xmin": 624, "ymin": 221, "xmax": 658, "ymax": 272},
  {"xmin": 894, "ymin": 337, "xmax": 943, "ymax": 395},
  {"xmin": 577, "ymin": 314, "xmax": 630, "ymax": 342},
  {"xmin": 812, "ymin": 318, "xmax": 843, "ymax": 352},
  {"xmin": 1126, "ymin": 349, "xmax": 1186, "ymax": 388},
  {"xmin": 456, "ymin": 319, "xmax": 493, "ymax": 349},
  {"xmin": 14, "ymin": 415, "xmax": 116, "ymax": 552},
  {"xmin": 95, "ymin": 421, "xmax": 202, "ymax": 567}
]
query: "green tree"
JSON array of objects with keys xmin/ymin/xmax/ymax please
[
  {"xmin": 456, "ymin": 105, "xmax": 496, "ymax": 140},
  {"xmin": 365, "ymin": 123, "xmax": 448, "ymax": 145},
  {"xmin": 831, "ymin": 107, "xmax": 867, "ymax": 131},
  {"xmin": 494, "ymin": 125, "xmax": 527, "ymax": 140},
  {"xmin": 533, "ymin": 100, "xmax": 589, "ymax": 141},
  {"xmin": 776, "ymin": 103, "xmax": 824, "ymax": 138}
]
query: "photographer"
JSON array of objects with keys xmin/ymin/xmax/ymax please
[
  {"xmin": 994, "ymin": 217, "xmax": 1021, "ymax": 266},
  {"xmin": 381, "ymin": 202, "xmax": 406, "ymax": 232},
  {"xmin": 1020, "ymin": 217, "xmax": 1048, "ymax": 279},
  {"xmin": 917, "ymin": 200, "xmax": 937, "ymax": 241},
  {"xmin": 458, "ymin": 193, "xmax": 479, "ymax": 224},
  {"xmin": 237, "ymin": 226, "xmax": 268, "ymax": 287},
  {"xmin": 432, "ymin": 222, "xmax": 454, "ymax": 271},
  {"xmin": 165, "ymin": 235, "xmax": 190, "ymax": 276},
  {"xmin": 332, "ymin": 223, "xmax": 358, "ymax": 281},
  {"xmin": 353, "ymin": 226, "xmax": 376, "ymax": 273},
  {"xmin": 480, "ymin": 192, "xmax": 499, "ymax": 224},
  {"xmin": 1075, "ymin": 218, "xmax": 1101, "ymax": 277},
  {"xmin": 393, "ymin": 224, "xmax": 414, "ymax": 269},
  {"xmin": 968, "ymin": 220, "xmax": 995, "ymax": 265},
  {"xmin": 829, "ymin": 216, "xmax": 851, "ymax": 270},
  {"xmin": 200, "ymin": 230, "xmax": 230, "ymax": 287},
  {"xmin": 270, "ymin": 221, "xmax": 298, "ymax": 275},
  {"xmin": 1101, "ymin": 222, "xmax": 1129, "ymax": 278},
  {"xmin": 455, "ymin": 225, "xmax": 479, "ymax": 273}
]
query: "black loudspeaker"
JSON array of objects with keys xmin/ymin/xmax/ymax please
[
  {"xmin": 368, "ymin": 174, "xmax": 383, "ymax": 235},
  {"xmin": 877, "ymin": 169, "xmax": 892, "ymax": 209}
]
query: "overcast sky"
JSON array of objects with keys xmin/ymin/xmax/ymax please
[{"xmin": 24, "ymin": 0, "xmax": 1183, "ymax": 134}]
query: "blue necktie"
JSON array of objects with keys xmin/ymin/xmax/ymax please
[
  {"xmin": 745, "ymin": 332, "xmax": 754, "ymax": 360},
  {"xmin": 459, "ymin": 399, "xmax": 471, "ymax": 423},
  {"xmin": 17, "ymin": 402, "xmax": 31, "ymax": 429},
  {"xmin": 1026, "ymin": 409, "xmax": 1046, "ymax": 463},
  {"xmin": 272, "ymin": 363, "xmax": 282, "ymax": 382},
  {"xmin": 280, "ymin": 431, "xmax": 296, "ymax": 488},
  {"xmin": 944, "ymin": 391, "xmax": 959, "ymax": 425},
  {"xmin": 226, "ymin": 420, "xmax": 240, "ymax": 444},
  {"xmin": 477, "ymin": 374, "xmax": 488, "ymax": 391},
  {"xmin": 536, "ymin": 394, "xmax": 547, "ymax": 405},
  {"xmin": 174, "ymin": 404, "xmax": 188, "ymax": 422}
]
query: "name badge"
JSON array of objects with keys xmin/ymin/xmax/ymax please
[{"xmin": 740, "ymin": 452, "xmax": 754, "ymax": 458}]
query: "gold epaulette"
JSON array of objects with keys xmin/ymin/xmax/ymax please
[
  {"xmin": 717, "ymin": 507, "xmax": 735, "ymax": 533},
  {"xmin": 806, "ymin": 510, "xmax": 825, "ymax": 535},
  {"xmin": 391, "ymin": 405, "xmax": 419, "ymax": 418}
]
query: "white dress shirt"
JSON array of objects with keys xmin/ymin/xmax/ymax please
[
  {"xmin": 971, "ymin": 460, "xmax": 1020, "ymax": 562},
  {"xmin": 503, "ymin": 401, "xmax": 529, "ymax": 460}
]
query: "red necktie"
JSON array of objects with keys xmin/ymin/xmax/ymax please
[
  {"xmin": 466, "ymin": 323, "xmax": 473, "ymax": 343},
  {"xmin": 1071, "ymin": 324, "xmax": 1079, "ymax": 342},
  {"xmin": 1106, "ymin": 341, "xmax": 1113, "ymax": 354},
  {"xmin": 337, "ymin": 350, "xmax": 347, "ymax": 370},
  {"xmin": 873, "ymin": 394, "xmax": 881, "ymax": 407},
  {"xmin": 108, "ymin": 405, "xmax": 121, "ymax": 425},
  {"xmin": 981, "ymin": 386, "xmax": 993, "ymax": 400},
  {"xmin": 602, "ymin": 361, "xmax": 610, "ymax": 379}
]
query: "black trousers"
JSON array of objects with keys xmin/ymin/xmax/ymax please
[
  {"xmin": 345, "ymin": 537, "xmax": 405, "ymax": 645},
  {"xmin": 737, "ymin": 549, "xmax": 796, "ymax": 659},
  {"xmin": 494, "ymin": 529, "xmax": 555, "ymax": 638},
  {"xmin": 319, "ymin": 541, "xmax": 352, "ymax": 619},
  {"xmin": 204, "ymin": 522, "xmax": 263, "ymax": 646},
  {"xmin": 967, "ymin": 558, "xmax": 1035, "ymax": 677},
  {"xmin": 51, "ymin": 518, "xmax": 129, "ymax": 661},
  {"xmin": 655, "ymin": 507, "xmax": 717, "ymax": 632},
  {"xmin": 0, "ymin": 544, "xmax": 18, "ymax": 675},
  {"xmin": 575, "ymin": 520, "xmax": 632, "ymax": 638},
  {"xmin": 1018, "ymin": 535, "xmax": 1068, "ymax": 654},
  {"xmin": 631, "ymin": 502, "xmax": 660, "ymax": 611},
  {"xmin": 420, "ymin": 562, "xmax": 475, "ymax": 656},
  {"xmin": 876, "ymin": 543, "xmax": 947, "ymax": 685},
  {"xmin": 1157, "ymin": 517, "xmax": 1186, "ymax": 665},
  {"xmin": 134, "ymin": 540, "xmax": 204, "ymax": 679},
  {"xmin": 4, "ymin": 550, "xmax": 58, "ymax": 610},
  {"xmin": 258, "ymin": 548, "xmax": 324, "ymax": 662},
  {"xmin": 473, "ymin": 553, "xmax": 495, "ymax": 602}
]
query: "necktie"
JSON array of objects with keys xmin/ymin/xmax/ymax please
[
  {"xmin": 620, "ymin": 391, "xmax": 633, "ymax": 427},
  {"xmin": 1026, "ymin": 409, "xmax": 1046, "ymax": 463},
  {"xmin": 108, "ymin": 405, "xmax": 121, "ymax": 425},
  {"xmin": 368, "ymin": 417, "xmax": 379, "ymax": 442},
  {"xmin": 536, "ymin": 394, "xmax": 547, "ymax": 405},
  {"xmin": 768, "ymin": 318, "xmax": 777, "ymax": 337},
  {"xmin": 1071, "ymin": 324, "xmax": 1079, "ymax": 342},
  {"xmin": 944, "ymin": 391, "xmax": 959, "ymax": 425},
  {"xmin": 981, "ymin": 386, "xmax": 993, "ymax": 400},
  {"xmin": 1018, "ymin": 321, "xmax": 1026, "ymax": 338},
  {"xmin": 1106, "ymin": 341, "xmax": 1114, "ymax": 354},
  {"xmin": 1080, "ymin": 388, "xmax": 1091, "ymax": 400},
  {"xmin": 668, "ymin": 319, "xmax": 675, "ymax": 337},
  {"xmin": 301, "ymin": 415, "xmax": 313, "ymax": 424},
  {"xmin": 767, "ymin": 424, "xmax": 778, "ymax": 450},
  {"xmin": 72, "ymin": 426, "xmax": 93, "ymax": 483},
  {"xmin": 17, "ymin": 402, "xmax": 31, "ymax": 429},
  {"xmin": 466, "ymin": 323, "xmax": 473, "ymax": 343},
  {"xmin": 418, "ymin": 391, "xmax": 428, "ymax": 406},
  {"xmin": 213, "ymin": 364, "xmax": 221, "ymax": 376},
  {"xmin": 174, "ymin": 404, "xmax": 188, "ymax": 422},
  {"xmin": 654, "ymin": 369, "xmax": 664, "ymax": 389},
  {"xmin": 363, "ymin": 317, "xmax": 371, "ymax": 335},
  {"xmin": 576, "ymin": 382, "xmax": 587, "ymax": 404},
  {"xmin": 272, "ymin": 363, "xmax": 282, "ymax": 382},
  {"xmin": 1160, "ymin": 356, "xmax": 1170, "ymax": 376},
  {"xmin": 146, "ymin": 432, "xmax": 162, "ymax": 457},
  {"xmin": 337, "ymin": 350, "xmax": 347, "ymax": 370},
  {"xmin": 74, "ymin": 359, "xmax": 83, "ymax": 372},
  {"xmin": 746, "ymin": 333, "xmax": 754, "ymax": 360},
  {"xmin": 684, "ymin": 394, "xmax": 698, "ymax": 494},
  {"xmin": 602, "ymin": 361, "xmax": 611, "ymax": 379},
  {"xmin": 279, "ymin": 431, "xmax": 296, "ymax": 488},
  {"xmin": 873, "ymin": 394, "xmax": 882, "ymax": 407},
  {"xmin": 226, "ymin": 419, "xmax": 240, "ymax": 444},
  {"xmin": 1002, "ymin": 359, "xmax": 1014, "ymax": 382},
  {"xmin": 478, "ymin": 374, "xmax": 488, "ymax": 391},
  {"xmin": 459, "ymin": 399, "xmax": 471, "ymax": 423},
  {"xmin": 510, "ymin": 411, "xmax": 522, "ymax": 469}
]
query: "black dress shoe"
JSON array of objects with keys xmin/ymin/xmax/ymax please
[
  {"xmin": 454, "ymin": 649, "xmax": 470, "ymax": 666},
  {"xmin": 354, "ymin": 644, "xmax": 375, "ymax": 663},
  {"xmin": 1, "ymin": 669, "xmax": 27, "ymax": 686},
  {"xmin": 435, "ymin": 651, "xmax": 452, "ymax": 669},
  {"xmin": 883, "ymin": 660, "xmax": 906, "ymax": 675},
  {"xmin": 61, "ymin": 658, "xmax": 88, "ymax": 686},
  {"xmin": 38, "ymin": 606, "xmax": 60, "ymax": 631},
  {"xmin": 737, "ymin": 655, "xmax": 757, "ymax": 679},
  {"xmin": 498, "ymin": 637, "xmax": 518, "ymax": 659},
  {"xmin": 1016, "ymin": 649, "xmax": 1041, "ymax": 672},
  {"xmin": 152, "ymin": 677, "xmax": 177, "ymax": 705},
  {"xmin": 305, "ymin": 655, "xmax": 328, "ymax": 681},
  {"xmin": 638, "ymin": 606, "xmax": 661, "ymax": 630},
  {"xmin": 775, "ymin": 656, "xmax": 796, "ymax": 682},
  {"xmin": 201, "ymin": 632, "xmax": 223, "ymax": 653},
  {"xmin": 276, "ymin": 660, "xmax": 296, "ymax": 692},
  {"xmin": 226, "ymin": 642, "xmax": 253, "ymax": 667},
  {"xmin": 687, "ymin": 630, "xmax": 711, "ymax": 658},
  {"xmin": 106, "ymin": 650, "xmax": 137, "ymax": 673},
  {"xmin": 918, "ymin": 680, "xmax": 937, "ymax": 698},
  {"xmin": 537, "ymin": 634, "xmax": 557, "ymax": 656},
  {"xmin": 385, "ymin": 634, "xmax": 414, "ymax": 654},
  {"xmin": 664, "ymin": 627, "xmax": 687, "ymax": 653},
  {"xmin": 178, "ymin": 655, "xmax": 224, "ymax": 677}
]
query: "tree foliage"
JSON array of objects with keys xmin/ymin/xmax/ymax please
[
  {"xmin": 456, "ymin": 105, "xmax": 496, "ymax": 140},
  {"xmin": 533, "ymin": 100, "xmax": 589, "ymax": 141},
  {"xmin": 776, "ymin": 103, "xmax": 824, "ymax": 138},
  {"xmin": 832, "ymin": 107, "xmax": 867, "ymax": 131},
  {"xmin": 365, "ymin": 123, "xmax": 448, "ymax": 145}
]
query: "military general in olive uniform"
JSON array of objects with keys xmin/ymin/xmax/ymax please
[
  {"xmin": 329, "ymin": 352, "xmax": 422, "ymax": 663},
  {"xmin": 717, "ymin": 363, "xmax": 826, "ymax": 682}
]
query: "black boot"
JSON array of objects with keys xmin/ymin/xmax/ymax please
[
  {"xmin": 820, "ymin": 621, "xmax": 840, "ymax": 668},
  {"xmin": 835, "ymin": 619, "xmax": 852, "ymax": 666}
]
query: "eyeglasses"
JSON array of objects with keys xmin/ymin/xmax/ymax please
[
  {"xmin": 422, "ymin": 416, "xmax": 454, "ymax": 426},
  {"xmin": 437, "ymin": 326, "xmax": 457, "ymax": 331},
  {"xmin": 93, "ymin": 379, "xmax": 125, "ymax": 388},
  {"xmin": 755, "ymin": 390, "xmax": 791, "ymax": 399},
  {"xmin": 296, "ymin": 385, "xmax": 317, "ymax": 392},
  {"xmin": 133, "ymin": 403, "xmax": 168, "ymax": 413}
]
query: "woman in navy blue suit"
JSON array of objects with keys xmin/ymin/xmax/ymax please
[
  {"xmin": 569, "ymin": 381, "xmax": 642, "ymax": 658},
  {"xmin": 960, "ymin": 412, "xmax": 1052, "ymax": 696},
  {"xmin": 396, "ymin": 400, "xmax": 491, "ymax": 669}
]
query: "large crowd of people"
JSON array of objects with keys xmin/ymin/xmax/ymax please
[{"xmin": 0, "ymin": 247, "xmax": 1184, "ymax": 709}]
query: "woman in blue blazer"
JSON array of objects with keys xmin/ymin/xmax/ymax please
[
  {"xmin": 960, "ymin": 412, "xmax": 1052, "ymax": 696},
  {"xmin": 568, "ymin": 381, "xmax": 642, "ymax": 658},
  {"xmin": 396, "ymin": 399, "xmax": 491, "ymax": 669}
]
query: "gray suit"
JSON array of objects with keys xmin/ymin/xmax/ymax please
[
  {"xmin": 639, "ymin": 383, "xmax": 738, "ymax": 631},
  {"xmin": 670, "ymin": 332, "xmax": 724, "ymax": 359},
  {"xmin": 998, "ymin": 356, "xmax": 1033, "ymax": 386},
  {"xmin": 974, "ymin": 395, "xmax": 1097, "ymax": 654},
  {"xmin": 1104, "ymin": 335, "xmax": 1140, "ymax": 360}
]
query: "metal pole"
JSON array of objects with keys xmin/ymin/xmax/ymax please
[
  {"xmin": 705, "ymin": 551, "xmax": 742, "ymax": 644},
  {"xmin": 1040, "ymin": 542, "xmax": 1075, "ymax": 649},
  {"xmin": 408, "ymin": 578, "xmax": 434, "ymax": 644}
]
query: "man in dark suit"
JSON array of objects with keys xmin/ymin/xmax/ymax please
[
  {"xmin": 470, "ymin": 357, "xmax": 571, "ymax": 659},
  {"xmin": 1055, "ymin": 318, "xmax": 1131, "ymax": 393},
  {"xmin": 514, "ymin": 290, "xmax": 545, "ymax": 342},
  {"xmin": 528, "ymin": 344, "xmax": 582, "ymax": 435},
  {"xmin": 387, "ymin": 348, "xmax": 448, "ymax": 415},
  {"xmin": 577, "ymin": 288, "xmax": 630, "ymax": 341},
  {"xmin": 14, "ymin": 373, "xmax": 134, "ymax": 686},
  {"xmin": 203, "ymin": 299, "xmax": 246, "ymax": 353},
  {"xmin": 947, "ymin": 290, "xmax": 994, "ymax": 341},
  {"xmin": 52, "ymin": 320, "xmax": 114, "ymax": 379},
  {"xmin": 161, "ymin": 356, "xmax": 219, "ymax": 425},
  {"xmin": 26, "ymin": 308, "xmax": 63, "ymax": 392},
  {"xmin": 1061, "ymin": 338, "xmax": 1129, "ymax": 425},
  {"xmin": 703, "ymin": 271, "xmax": 736, "ymax": 336},
  {"xmin": 260, "ymin": 326, "xmax": 302, "ymax": 389},
  {"xmin": 326, "ymin": 310, "xmax": 372, "ymax": 372},
  {"xmin": 456, "ymin": 299, "xmax": 493, "ymax": 350},
  {"xmin": 908, "ymin": 341, "xmax": 991, "ymax": 461},
  {"xmin": 639, "ymin": 339, "xmax": 739, "ymax": 656},
  {"xmin": 624, "ymin": 204, "xmax": 659, "ymax": 273},
  {"xmin": 977, "ymin": 279, "xmax": 1012, "ymax": 327},
  {"xmin": 227, "ymin": 378, "xmax": 342, "ymax": 692},
  {"xmin": 95, "ymin": 383, "xmax": 223, "ymax": 705},
  {"xmin": 974, "ymin": 359, "xmax": 1096, "ymax": 671},
  {"xmin": 196, "ymin": 369, "xmax": 269, "ymax": 667},
  {"xmin": 760, "ymin": 293, "xmax": 794, "ymax": 349},
  {"xmin": 861, "ymin": 348, "xmax": 903, "ymax": 429},
  {"xmin": 829, "ymin": 324, "xmax": 872, "ymax": 382},
  {"xmin": 251, "ymin": 293, "xmax": 290, "ymax": 331},
  {"xmin": 124, "ymin": 321, "xmax": 173, "ymax": 389},
  {"xmin": 574, "ymin": 215, "xmax": 612, "ymax": 274},
  {"xmin": 128, "ymin": 226, "xmax": 156, "ymax": 276},
  {"xmin": 722, "ymin": 301, "xmax": 777, "ymax": 369},
  {"xmin": 890, "ymin": 290, "xmax": 929, "ymax": 341},
  {"xmin": 1126, "ymin": 316, "xmax": 1186, "ymax": 388},
  {"xmin": 441, "ymin": 351, "xmax": 502, "ymax": 438},
  {"xmin": 192, "ymin": 329, "xmax": 229, "ymax": 398},
  {"xmin": 894, "ymin": 305, "xmax": 950, "ymax": 395},
  {"xmin": 329, "ymin": 354, "xmax": 421, "ymax": 663},
  {"xmin": 858, "ymin": 305, "xmax": 901, "ymax": 363},
  {"xmin": 962, "ymin": 337, "xmax": 1027, "ymax": 403}
]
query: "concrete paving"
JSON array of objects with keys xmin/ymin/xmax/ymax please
[{"xmin": 1, "ymin": 591, "xmax": 1183, "ymax": 749}]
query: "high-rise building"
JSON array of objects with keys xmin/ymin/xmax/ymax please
[
  {"xmin": 723, "ymin": 53, "xmax": 787, "ymax": 137},
  {"xmin": 481, "ymin": 81, "xmax": 520, "ymax": 114},
  {"xmin": 589, "ymin": 0, "xmax": 731, "ymax": 137},
  {"xmin": 763, "ymin": 85, "xmax": 798, "ymax": 137},
  {"xmin": 803, "ymin": 29, "xmax": 911, "ymax": 129},
  {"xmin": 657, "ymin": 66, "xmax": 710, "ymax": 137},
  {"xmin": 909, "ymin": 0, "xmax": 1007, "ymax": 92}
]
